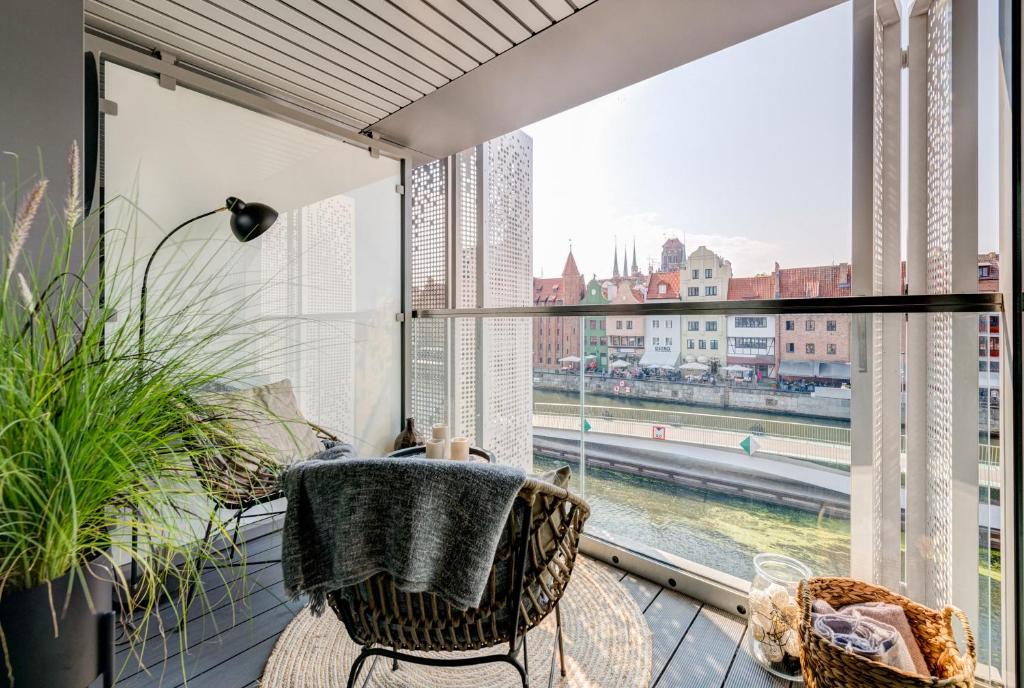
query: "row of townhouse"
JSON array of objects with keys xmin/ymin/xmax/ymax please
[{"xmin": 533, "ymin": 241, "xmax": 999, "ymax": 389}]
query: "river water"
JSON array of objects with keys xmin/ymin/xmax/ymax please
[{"xmin": 532, "ymin": 390, "xmax": 1002, "ymax": 668}]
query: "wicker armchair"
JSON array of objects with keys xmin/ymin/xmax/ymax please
[
  {"xmin": 193, "ymin": 379, "xmax": 339, "ymax": 558},
  {"xmin": 328, "ymin": 476, "xmax": 590, "ymax": 688}
]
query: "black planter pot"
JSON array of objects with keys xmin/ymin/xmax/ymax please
[{"xmin": 0, "ymin": 561, "xmax": 114, "ymax": 688}]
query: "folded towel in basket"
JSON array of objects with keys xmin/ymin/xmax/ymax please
[{"xmin": 812, "ymin": 599, "xmax": 928, "ymax": 675}]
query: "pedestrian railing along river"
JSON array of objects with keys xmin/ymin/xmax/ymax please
[{"xmin": 532, "ymin": 402, "xmax": 1001, "ymax": 478}]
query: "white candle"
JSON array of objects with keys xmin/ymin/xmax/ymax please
[
  {"xmin": 431, "ymin": 423, "xmax": 450, "ymax": 458},
  {"xmin": 450, "ymin": 436, "xmax": 470, "ymax": 461},
  {"xmin": 424, "ymin": 438, "xmax": 444, "ymax": 459}
]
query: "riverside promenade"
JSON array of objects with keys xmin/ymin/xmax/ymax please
[
  {"xmin": 533, "ymin": 427, "xmax": 851, "ymax": 516},
  {"xmin": 533, "ymin": 409, "xmax": 1002, "ymax": 488},
  {"xmin": 532, "ymin": 424, "xmax": 1002, "ymax": 529}
]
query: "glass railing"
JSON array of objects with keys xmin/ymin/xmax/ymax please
[{"xmin": 409, "ymin": 306, "xmax": 1004, "ymax": 674}]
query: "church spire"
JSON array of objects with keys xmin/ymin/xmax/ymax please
[
  {"xmin": 631, "ymin": 238, "xmax": 639, "ymax": 276},
  {"xmin": 622, "ymin": 248, "xmax": 629, "ymax": 280},
  {"xmin": 612, "ymin": 239, "xmax": 620, "ymax": 278}
]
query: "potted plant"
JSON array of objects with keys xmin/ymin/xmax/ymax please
[{"xmin": 0, "ymin": 147, "xmax": 269, "ymax": 687}]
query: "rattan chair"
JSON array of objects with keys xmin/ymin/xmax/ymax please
[
  {"xmin": 328, "ymin": 476, "xmax": 590, "ymax": 688},
  {"xmin": 193, "ymin": 418, "xmax": 339, "ymax": 559}
]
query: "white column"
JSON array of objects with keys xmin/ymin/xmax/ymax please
[
  {"xmin": 850, "ymin": 0, "xmax": 903, "ymax": 587},
  {"xmin": 905, "ymin": 0, "xmax": 931, "ymax": 603},
  {"xmin": 948, "ymin": 0, "xmax": 980, "ymax": 631},
  {"xmin": 906, "ymin": 0, "xmax": 979, "ymax": 631}
]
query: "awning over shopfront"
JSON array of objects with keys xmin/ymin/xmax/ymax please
[
  {"xmin": 778, "ymin": 361, "xmax": 851, "ymax": 380},
  {"xmin": 639, "ymin": 350, "xmax": 680, "ymax": 368},
  {"xmin": 778, "ymin": 361, "xmax": 818, "ymax": 377},
  {"xmin": 817, "ymin": 362, "xmax": 851, "ymax": 380}
]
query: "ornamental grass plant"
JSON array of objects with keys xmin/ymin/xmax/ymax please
[{"xmin": 0, "ymin": 145, "xmax": 282, "ymax": 678}]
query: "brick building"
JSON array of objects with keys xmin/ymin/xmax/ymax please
[
  {"xmin": 532, "ymin": 250, "xmax": 585, "ymax": 369},
  {"xmin": 978, "ymin": 252, "xmax": 1000, "ymax": 405},
  {"xmin": 776, "ymin": 263, "xmax": 852, "ymax": 383},
  {"xmin": 660, "ymin": 237, "xmax": 685, "ymax": 272}
]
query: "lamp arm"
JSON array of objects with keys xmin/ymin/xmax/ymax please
[{"xmin": 138, "ymin": 207, "xmax": 226, "ymax": 360}]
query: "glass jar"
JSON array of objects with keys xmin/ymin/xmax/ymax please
[{"xmin": 747, "ymin": 553, "xmax": 812, "ymax": 681}]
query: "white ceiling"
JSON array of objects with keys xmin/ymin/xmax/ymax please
[{"xmin": 85, "ymin": 0, "xmax": 843, "ymax": 160}]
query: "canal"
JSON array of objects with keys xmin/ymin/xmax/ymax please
[{"xmin": 532, "ymin": 390, "xmax": 1003, "ymax": 668}]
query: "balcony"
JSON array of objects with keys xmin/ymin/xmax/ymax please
[{"xmin": 1, "ymin": 0, "xmax": 1020, "ymax": 687}]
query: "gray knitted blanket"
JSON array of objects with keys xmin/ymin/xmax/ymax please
[{"xmin": 281, "ymin": 454, "xmax": 526, "ymax": 614}]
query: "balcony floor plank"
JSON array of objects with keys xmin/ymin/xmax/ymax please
[{"xmin": 122, "ymin": 526, "xmax": 782, "ymax": 688}]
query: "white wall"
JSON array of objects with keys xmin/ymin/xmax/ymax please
[{"xmin": 103, "ymin": 64, "xmax": 402, "ymax": 457}]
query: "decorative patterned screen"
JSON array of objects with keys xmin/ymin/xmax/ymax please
[
  {"xmin": 453, "ymin": 147, "xmax": 479, "ymax": 442},
  {"xmin": 258, "ymin": 196, "xmax": 356, "ymax": 439},
  {"xmin": 410, "ymin": 160, "xmax": 449, "ymax": 430},
  {"xmin": 480, "ymin": 132, "xmax": 534, "ymax": 470},
  {"xmin": 408, "ymin": 133, "xmax": 535, "ymax": 470},
  {"xmin": 868, "ymin": 5, "xmax": 903, "ymax": 592},
  {"xmin": 924, "ymin": 0, "xmax": 955, "ymax": 611}
]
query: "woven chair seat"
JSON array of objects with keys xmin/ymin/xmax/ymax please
[{"xmin": 328, "ymin": 476, "xmax": 590, "ymax": 654}]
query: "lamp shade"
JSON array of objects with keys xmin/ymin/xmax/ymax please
[{"xmin": 226, "ymin": 196, "xmax": 278, "ymax": 242}]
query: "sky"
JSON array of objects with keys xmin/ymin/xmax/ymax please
[{"xmin": 523, "ymin": 1, "xmax": 1002, "ymax": 280}]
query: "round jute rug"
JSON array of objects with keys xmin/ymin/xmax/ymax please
[{"xmin": 260, "ymin": 558, "xmax": 652, "ymax": 688}]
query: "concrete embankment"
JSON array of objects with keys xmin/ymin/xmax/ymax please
[{"xmin": 534, "ymin": 428, "xmax": 851, "ymax": 517}]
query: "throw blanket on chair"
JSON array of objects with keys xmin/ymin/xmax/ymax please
[{"xmin": 281, "ymin": 456, "xmax": 527, "ymax": 614}]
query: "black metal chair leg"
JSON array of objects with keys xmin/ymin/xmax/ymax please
[
  {"xmin": 229, "ymin": 508, "xmax": 244, "ymax": 554},
  {"xmin": 346, "ymin": 650, "xmax": 369, "ymax": 688}
]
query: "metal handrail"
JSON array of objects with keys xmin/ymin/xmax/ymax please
[{"xmin": 411, "ymin": 292, "xmax": 1002, "ymax": 319}]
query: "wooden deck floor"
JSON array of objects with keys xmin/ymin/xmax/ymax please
[{"xmin": 119, "ymin": 523, "xmax": 795, "ymax": 688}]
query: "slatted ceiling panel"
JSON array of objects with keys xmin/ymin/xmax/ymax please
[
  {"xmin": 85, "ymin": 1, "xmax": 373, "ymax": 129},
  {"xmin": 86, "ymin": 0, "xmax": 597, "ymax": 136},
  {"xmin": 176, "ymin": 0, "xmax": 410, "ymax": 112},
  {"xmin": 414, "ymin": 0, "xmax": 514, "ymax": 54},
  {"xmin": 352, "ymin": 0, "xmax": 483, "ymax": 71},
  {"xmin": 497, "ymin": 0, "xmax": 553, "ymax": 32},
  {"xmin": 304, "ymin": 0, "xmax": 465, "ymax": 79},
  {"xmin": 280, "ymin": 0, "xmax": 451, "ymax": 89},
  {"xmin": 386, "ymin": 0, "xmax": 498, "ymax": 63},
  {"xmin": 243, "ymin": 0, "xmax": 436, "ymax": 96},
  {"xmin": 210, "ymin": 0, "xmax": 425, "ymax": 102},
  {"xmin": 455, "ymin": 0, "xmax": 531, "ymax": 43},
  {"xmin": 90, "ymin": 0, "xmax": 381, "ymax": 125},
  {"xmin": 533, "ymin": 0, "xmax": 575, "ymax": 22},
  {"xmin": 124, "ymin": 0, "xmax": 394, "ymax": 118}
]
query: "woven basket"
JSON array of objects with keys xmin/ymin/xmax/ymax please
[{"xmin": 798, "ymin": 577, "xmax": 976, "ymax": 688}]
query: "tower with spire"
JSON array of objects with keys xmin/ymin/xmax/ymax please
[
  {"xmin": 612, "ymin": 240, "xmax": 620, "ymax": 279},
  {"xmin": 631, "ymin": 238, "xmax": 639, "ymax": 277}
]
